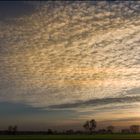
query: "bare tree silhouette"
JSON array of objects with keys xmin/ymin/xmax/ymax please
[
  {"xmin": 83, "ymin": 119, "xmax": 96, "ymax": 134},
  {"xmin": 83, "ymin": 121, "xmax": 89, "ymax": 132},
  {"xmin": 7, "ymin": 125, "xmax": 18, "ymax": 135},
  {"xmin": 8, "ymin": 125, "xmax": 13, "ymax": 134},
  {"xmin": 89, "ymin": 119, "xmax": 96, "ymax": 133},
  {"xmin": 13, "ymin": 125, "xmax": 18, "ymax": 134}
]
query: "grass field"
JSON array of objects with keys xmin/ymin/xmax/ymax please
[{"xmin": 1, "ymin": 134, "xmax": 140, "ymax": 140}]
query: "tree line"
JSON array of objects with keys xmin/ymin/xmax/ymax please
[
  {"xmin": 83, "ymin": 119, "xmax": 140, "ymax": 134},
  {"xmin": 0, "ymin": 119, "xmax": 139, "ymax": 135}
]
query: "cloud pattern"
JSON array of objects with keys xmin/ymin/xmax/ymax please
[{"xmin": 0, "ymin": 1, "xmax": 140, "ymax": 122}]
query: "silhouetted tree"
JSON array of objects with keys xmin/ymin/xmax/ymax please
[
  {"xmin": 83, "ymin": 121, "xmax": 90, "ymax": 133},
  {"xmin": 7, "ymin": 125, "xmax": 18, "ymax": 135},
  {"xmin": 107, "ymin": 125, "xmax": 114, "ymax": 133},
  {"xmin": 83, "ymin": 119, "xmax": 96, "ymax": 134},
  {"xmin": 8, "ymin": 125, "xmax": 13, "ymax": 134},
  {"xmin": 130, "ymin": 125, "xmax": 139, "ymax": 134},
  {"xmin": 13, "ymin": 125, "xmax": 18, "ymax": 134},
  {"xmin": 89, "ymin": 119, "xmax": 96, "ymax": 133}
]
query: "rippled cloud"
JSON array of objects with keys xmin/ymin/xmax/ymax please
[{"xmin": 0, "ymin": 1, "xmax": 140, "ymax": 122}]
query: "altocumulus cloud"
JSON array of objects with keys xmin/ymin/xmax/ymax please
[{"xmin": 0, "ymin": 1, "xmax": 140, "ymax": 117}]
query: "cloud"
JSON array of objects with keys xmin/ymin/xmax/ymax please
[
  {"xmin": 0, "ymin": 1, "xmax": 140, "ymax": 122},
  {"xmin": 49, "ymin": 96, "xmax": 140, "ymax": 109}
]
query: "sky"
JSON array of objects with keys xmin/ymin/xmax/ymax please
[{"xmin": 0, "ymin": 1, "xmax": 140, "ymax": 131}]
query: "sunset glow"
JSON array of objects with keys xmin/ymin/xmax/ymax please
[{"xmin": 0, "ymin": 1, "xmax": 140, "ymax": 131}]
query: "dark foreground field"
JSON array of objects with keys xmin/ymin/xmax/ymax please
[{"xmin": 1, "ymin": 134, "xmax": 140, "ymax": 140}]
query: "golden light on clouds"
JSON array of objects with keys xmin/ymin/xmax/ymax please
[{"xmin": 0, "ymin": 1, "xmax": 140, "ymax": 125}]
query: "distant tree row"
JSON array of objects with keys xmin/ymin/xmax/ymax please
[
  {"xmin": 83, "ymin": 119, "xmax": 114, "ymax": 134},
  {"xmin": 122, "ymin": 125, "xmax": 140, "ymax": 134},
  {"xmin": 83, "ymin": 119, "xmax": 140, "ymax": 134},
  {"xmin": 0, "ymin": 120, "xmax": 139, "ymax": 135}
]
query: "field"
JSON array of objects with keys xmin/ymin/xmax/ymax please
[{"xmin": 1, "ymin": 134, "xmax": 140, "ymax": 140}]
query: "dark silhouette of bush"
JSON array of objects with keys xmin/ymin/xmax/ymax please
[
  {"xmin": 106, "ymin": 125, "xmax": 114, "ymax": 133},
  {"xmin": 121, "ymin": 129, "xmax": 130, "ymax": 134},
  {"xmin": 47, "ymin": 129, "xmax": 53, "ymax": 134}
]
